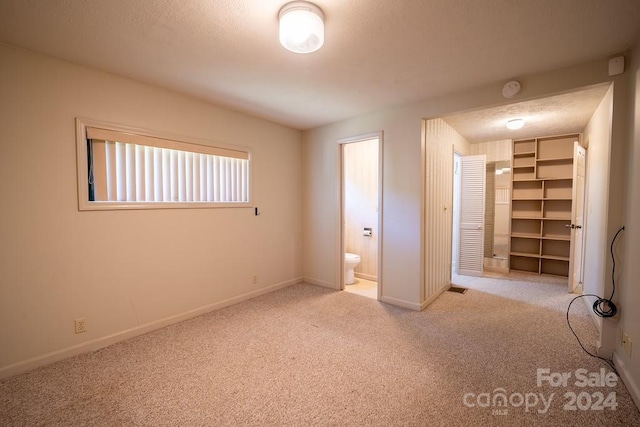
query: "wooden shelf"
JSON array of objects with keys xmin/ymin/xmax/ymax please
[
  {"xmin": 510, "ymin": 252, "xmax": 540, "ymax": 258},
  {"xmin": 537, "ymin": 156, "xmax": 574, "ymax": 162},
  {"xmin": 509, "ymin": 134, "xmax": 578, "ymax": 276},
  {"xmin": 541, "ymin": 235, "xmax": 571, "ymax": 241},
  {"xmin": 511, "ymin": 233, "xmax": 541, "ymax": 239},
  {"xmin": 541, "ymin": 254, "xmax": 570, "ymax": 261},
  {"xmin": 514, "ymin": 151, "xmax": 536, "ymax": 157}
]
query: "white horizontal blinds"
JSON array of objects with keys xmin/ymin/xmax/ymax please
[{"xmin": 87, "ymin": 127, "xmax": 249, "ymax": 203}]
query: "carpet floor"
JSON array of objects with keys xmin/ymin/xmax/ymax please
[{"xmin": 1, "ymin": 274, "xmax": 639, "ymax": 426}]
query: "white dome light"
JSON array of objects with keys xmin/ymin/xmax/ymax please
[
  {"xmin": 506, "ymin": 118, "xmax": 525, "ymax": 130},
  {"xmin": 279, "ymin": 1, "xmax": 324, "ymax": 54}
]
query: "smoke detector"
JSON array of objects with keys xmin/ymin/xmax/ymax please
[{"xmin": 502, "ymin": 81, "xmax": 522, "ymax": 98}]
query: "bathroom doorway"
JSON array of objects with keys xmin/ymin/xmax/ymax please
[{"xmin": 338, "ymin": 132, "xmax": 383, "ymax": 300}]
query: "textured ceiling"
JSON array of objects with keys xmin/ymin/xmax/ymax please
[
  {"xmin": 0, "ymin": 1, "xmax": 639, "ymax": 130},
  {"xmin": 443, "ymin": 84, "xmax": 611, "ymax": 143}
]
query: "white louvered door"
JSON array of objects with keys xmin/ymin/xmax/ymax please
[{"xmin": 458, "ymin": 155, "xmax": 486, "ymax": 276}]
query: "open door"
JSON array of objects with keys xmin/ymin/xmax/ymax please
[
  {"xmin": 568, "ymin": 142, "xmax": 587, "ymax": 293},
  {"xmin": 458, "ymin": 154, "xmax": 486, "ymax": 276},
  {"xmin": 452, "ymin": 153, "xmax": 462, "ymax": 274}
]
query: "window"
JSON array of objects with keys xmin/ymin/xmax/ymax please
[{"xmin": 76, "ymin": 118, "xmax": 251, "ymax": 210}]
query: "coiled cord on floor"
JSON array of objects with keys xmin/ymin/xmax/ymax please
[
  {"xmin": 566, "ymin": 226, "xmax": 625, "ymax": 373},
  {"xmin": 567, "ymin": 294, "xmax": 617, "ymax": 372}
]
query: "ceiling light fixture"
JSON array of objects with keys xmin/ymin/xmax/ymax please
[
  {"xmin": 279, "ymin": 1, "xmax": 324, "ymax": 54},
  {"xmin": 506, "ymin": 118, "xmax": 525, "ymax": 130}
]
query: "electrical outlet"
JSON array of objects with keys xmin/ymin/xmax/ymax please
[
  {"xmin": 74, "ymin": 318, "xmax": 87, "ymax": 334},
  {"xmin": 252, "ymin": 275, "xmax": 258, "ymax": 284},
  {"xmin": 622, "ymin": 333, "xmax": 632, "ymax": 357}
]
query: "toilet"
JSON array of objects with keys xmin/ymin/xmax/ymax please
[{"xmin": 344, "ymin": 253, "xmax": 361, "ymax": 285}]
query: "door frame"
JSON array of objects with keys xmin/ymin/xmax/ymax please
[
  {"xmin": 337, "ymin": 131, "xmax": 384, "ymax": 299},
  {"xmin": 568, "ymin": 141, "xmax": 588, "ymax": 293}
]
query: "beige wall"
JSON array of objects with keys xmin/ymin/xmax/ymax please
[
  {"xmin": 344, "ymin": 139, "xmax": 378, "ymax": 280},
  {"xmin": 619, "ymin": 39, "xmax": 640, "ymax": 407},
  {"xmin": 0, "ymin": 45, "xmax": 302, "ymax": 376},
  {"xmin": 303, "ymin": 113, "xmax": 425, "ymax": 308},
  {"xmin": 582, "ymin": 86, "xmax": 613, "ymax": 337}
]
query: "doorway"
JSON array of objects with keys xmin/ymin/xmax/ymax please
[
  {"xmin": 438, "ymin": 84, "xmax": 609, "ymax": 290},
  {"xmin": 338, "ymin": 132, "xmax": 383, "ymax": 300}
]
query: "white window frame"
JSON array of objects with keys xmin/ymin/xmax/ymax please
[{"xmin": 76, "ymin": 118, "xmax": 253, "ymax": 211}]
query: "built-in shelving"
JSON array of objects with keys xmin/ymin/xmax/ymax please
[{"xmin": 509, "ymin": 135, "xmax": 578, "ymax": 276}]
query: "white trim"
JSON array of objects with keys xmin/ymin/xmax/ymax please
[
  {"xmin": 76, "ymin": 117, "xmax": 253, "ymax": 211},
  {"xmin": 380, "ymin": 296, "xmax": 422, "ymax": 311},
  {"xmin": 303, "ymin": 276, "xmax": 339, "ymax": 290},
  {"xmin": 355, "ymin": 272, "xmax": 377, "ymax": 281},
  {"xmin": 0, "ymin": 277, "xmax": 301, "ymax": 380},
  {"xmin": 597, "ymin": 318, "xmax": 618, "ymax": 359},
  {"xmin": 613, "ymin": 352, "xmax": 640, "ymax": 411}
]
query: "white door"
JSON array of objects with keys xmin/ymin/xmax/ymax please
[
  {"xmin": 452, "ymin": 153, "xmax": 462, "ymax": 274},
  {"xmin": 568, "ymin": 142, "xmax": 586, "ymax": 293},
  {"xmin": 458, "ymin": 155, "xmax": 486, "ymax": 277}
]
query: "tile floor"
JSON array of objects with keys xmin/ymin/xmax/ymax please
[{"xmin": 343, "ymin": 277, "xmax": 378, "ymax": 300}]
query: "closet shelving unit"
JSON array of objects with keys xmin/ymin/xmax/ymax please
[{"xmin": 510, "ymin": 135, "xmax": 578, "ymax": 277}]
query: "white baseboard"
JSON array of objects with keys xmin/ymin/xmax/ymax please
[
  {"xmin": 613, "ymin": 352, "xmax": 640, "ymax": 411},
  {"xmin": 379, "ymin": 295, "xmax": 422, "ymax": 311},
  {"xmin": 355, "ymin": 272, "xmax": 377, "ymax": 281},
  {"xmin": 0, "ymin": 277, "xmax": 302, "ymax": 380},
  {"xmin": 303, "ymin": 276, "xmax": 339, "ymax": 290}
]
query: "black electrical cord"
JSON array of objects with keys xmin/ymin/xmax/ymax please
[
  {"xmin": 566, "ymin": 226, "xmax": 625, "ymax": 373},
  {"xmin": 567, "ymin": 294, "xmax": 617, "ymax": 372}
]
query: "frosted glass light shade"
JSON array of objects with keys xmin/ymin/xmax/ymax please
[
  {"xmin": 279, "ymin": 1, "xmax": 324, "ymax": 54},
  {"xmin": 506, "ymin": 118, "xmax": 525, "ymax": 130}
]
